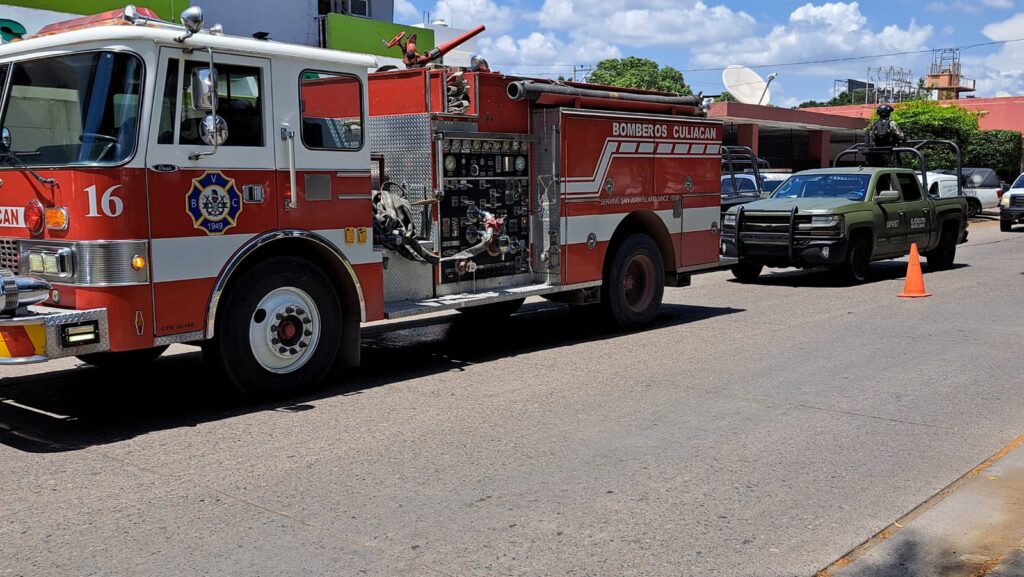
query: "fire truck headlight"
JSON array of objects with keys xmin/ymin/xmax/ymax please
[
  {"xmin": 723, "ymin": 213, "xmax": 736, "ymax": 228},
  {"xmin": 25, "ymin": 247, "xmax": 73, "ymax": 278}
]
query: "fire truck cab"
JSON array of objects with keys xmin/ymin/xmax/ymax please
[{"xmin": 0, "ymin": 6, "xmax": 725, "ymax": 396}]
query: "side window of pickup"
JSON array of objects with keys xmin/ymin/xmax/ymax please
[
  {"xmin": 895, "ymin": 173, "xmax": 922, "ymax": 201},
  {"xmin": 877, "ymin": 174, "xmax": 897, "ymax": 197}
]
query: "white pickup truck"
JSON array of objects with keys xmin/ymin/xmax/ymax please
[
  {"xmin": 999, "ymin": 174, "xmax": 1024, "ymax": 231},
  {"xmin": 928, "ymin": 168, "xmax": 1004, "ymax": 216}
]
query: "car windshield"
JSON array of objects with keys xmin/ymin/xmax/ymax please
[
  {"xmin": 0, "ymin": 51, "xmax": 143, "ymax": 167},
  {"xmin": 1011, "ymin": 174, "xmax": 1024, "ymax": 189},
  {"xmin": 772, "ymin": 174, "xmax": 871, "ymax": 201},
  {"xmin": 761, "ymin": 178, "xmax": 785, "ymax": 193}
]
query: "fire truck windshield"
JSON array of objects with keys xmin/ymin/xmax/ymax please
[{"xmin": 0, "ymin": 51, "xmax": 143, "ymax": 168}]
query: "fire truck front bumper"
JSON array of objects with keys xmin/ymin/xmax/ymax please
[{"xmin": 0, "ymin": 306, "xmax": 109, "ymax": 365}]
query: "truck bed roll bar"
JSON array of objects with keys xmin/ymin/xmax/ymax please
[{"xmin": 833, "ymin": 140, "xmax": 963, "ymax": 197}]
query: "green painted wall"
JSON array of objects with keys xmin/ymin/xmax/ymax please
[
  {"xmin": 325, "ymin": 13, "xmax": 433, "ymax": 59},
  {"xmin": 2, "ymin": 0, "xmax": 181, "ymax": 19}
]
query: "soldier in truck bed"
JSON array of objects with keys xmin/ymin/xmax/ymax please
[{"xmin": 867, "ymin": 104, "xmax": 905, "ymax": 166}]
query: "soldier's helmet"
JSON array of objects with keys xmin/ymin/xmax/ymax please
[{"xmin": 877, "ymin": 104, "xmax": 894, "ymax": 119}]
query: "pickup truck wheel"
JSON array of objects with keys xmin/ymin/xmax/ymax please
[
  {"xmin": 1001, "ymin": 220, "xmax": 1013, "ymax": 232},
  {"xmin": 601, "ymin": 234, "xmax": 664, "ymax": 330},
  {"xmin": 77, "ymin": 345, "xmax": 169, "ymax": 369},
  {"xmin": 926, "ymin": 225, "xmax": 958, "ymax": 270},
  {"xmin": 837, "ymin": 236, "xmax": 870, "ymax": 284},
  {"xmin": 731, "ymin": 262, "xmax": 763, "ymax": 283},
  {"xmin": 211, "ymin": 256, "xmax": 341, "ymax": 398},
  {"xmin": 966, "ymin": 198, "xmax": 981, "ymax": 217}
]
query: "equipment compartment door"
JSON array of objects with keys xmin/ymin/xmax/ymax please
[{"xmin": 145, "ymin": 48, "xmax": 277, "ymax": 337}]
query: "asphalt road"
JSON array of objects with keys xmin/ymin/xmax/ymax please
[{"xmin": 2, "ymin": 218, "xmax": 1023, "ymax": 577}]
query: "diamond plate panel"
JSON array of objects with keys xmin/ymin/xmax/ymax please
[
  {"xmin": 370, "ymin": 114, "xmax": 438, "ymax": 305},
  {"xmin": 531, "ymin": 109, "xmax": 562, "ymax": 281}
]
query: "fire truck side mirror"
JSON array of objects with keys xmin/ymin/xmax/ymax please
[
  {"xmin": 1, "ymin": 127, "xmax": 10, "ymax": 152},
  {"xmin": 199, "ymin": 115, "xmax": 229, "ymax": 147},
  {"xmin": 191, "ymin": 68, "xmax": 217, "ymax": 111}
]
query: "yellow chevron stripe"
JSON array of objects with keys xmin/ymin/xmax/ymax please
[
  {"xmin": 0, "ymin": 335, "xmax": 10, "ymax": 358},
  {"xmin": 25, "ymin": 324, "xmax": 45, "ymax": 356}
]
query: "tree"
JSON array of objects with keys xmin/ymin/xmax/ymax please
[
  {"xmin": 867, "ymin": 100, "xmax": 982, "ymax": 171},
  {"xmin": 797, "ymin": 99, "xmax": 829, "ymax": 108},
  {"xmin": 965, "ymin": 130, "xmax": 1022, "ymax": 179},
  {"xmin": 715, "ymin": 91, "xmax": 737, "ymax": 103},
  {"xmin": 586, "ymin": 57, "xmax": 692, "ymax": 94}
]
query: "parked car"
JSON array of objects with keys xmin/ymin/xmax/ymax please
[
  {"xmin": 935, "ymin": 167, "xmax": 1004, "ymax": 216},
  {"xmin": 922, "ymin": 172, "xmax": 960, "ymax": 199},
  {"xmin": 759, "ymin": 172, "xmax": 791, "ymax": 195},
  {"xmin": 999, "ymin": 173, "xmax": 1024, "ymax": 231}
]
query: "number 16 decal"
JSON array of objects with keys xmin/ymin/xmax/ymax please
[{"xmin": 85, "ymin": 185, "xmax": 124, "ymax": 217}]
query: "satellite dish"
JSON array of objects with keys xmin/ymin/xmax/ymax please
[{"xmin": 723, "ymin": 65, "xmax": 776, "ymax": 105}]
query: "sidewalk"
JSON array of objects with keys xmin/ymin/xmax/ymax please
[{"xmin": 819, "ymin": 436, "xmax": 1024, "ymax": 577}]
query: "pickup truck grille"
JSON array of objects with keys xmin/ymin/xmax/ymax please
[
  {"xmin": 1012, "ymin": 196, "xmax": 1024, "ymax": 208},
  {"xmin": 738, "ymin": 213, "xmax": 793, "ymax": 244},
  {"xmin": 0, "ymin": 239, "xmax": 17, "ymax": 271}
]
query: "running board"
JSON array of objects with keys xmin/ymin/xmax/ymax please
[{"xmin": 384, "ymin": 282, "xmax": 600, "ymax": 319}]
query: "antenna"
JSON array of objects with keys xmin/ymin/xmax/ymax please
[{"xmin": 723, "ymin": 65, "xmax": 776, "ymax": 105}]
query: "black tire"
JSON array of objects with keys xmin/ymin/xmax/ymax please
[
  {"xmin": 1001, "ymin": 219, "xmax": 1013, "ymax": 232},
  {"xmin": 77, "ymin": 345, "xmax": 169, "ymax": 369},
  {"xmin": 966, "ymin": 198, "xmax": 981, "ymax": 218},
  {"xmin": 926, "ymin": 224, "xmax": 958, "ymax": 270},
  {"xmin": 208, "ymin": 256, "xmax": 341, "ymax": 398},
  {"xmin": 731, "ymin": 262, "xmax": 763, "ymax": 283},
  {"xmin": 457, "ymin": 298, "xmax": 525, "ymax": 320},
  {"xmin": 836, "ymin": 235, "xmax": 870, "ymax": 284},
  {"xmin": 601, "ymin": 234, "xmax": 664, "ymax": 330}
]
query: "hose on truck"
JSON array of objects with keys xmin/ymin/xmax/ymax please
[{"xmin": 372, "ymin": 183, "xmax": 498, "ymax": 265}]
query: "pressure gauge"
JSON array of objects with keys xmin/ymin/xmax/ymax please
[
  {"xmin": 444, "ymin": 155, "xmax": 457, "ymax": 172},
  {"xmin": 502, "ymin": 140, "xmax": 512, "ymax": 152},
  {"xmin": 451, "ymin": 139, "xmax": 462, "ymax": 152},
  {"xmin": 515, "ymin": 156, "xmax": 527, "ymax": 172},
  {"xmin": 471, "ymin": 139, "xmax": 482, "ymax": 151},
  {"xmin": 482, "ymin": 141, "xmax": 492, "ymax": 152},
  {"xmin": 511, "ymin": 140, "xmax": 520, "ymax": 152},
  {"xmin": 442, "ymin": 139, "xmax": 451, "ymax": 152}
]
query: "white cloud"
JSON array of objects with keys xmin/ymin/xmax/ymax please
[
  {"xmin": 690, "ymin": 2, "xmax": 933, "ymax": 78},
  {"xmin": 395, "ymin": 0, "xmax": 420, "ymax": 21},
  {"xmin": 533, "ymin": 0, "xmax": 756, "ymax": 47},
  {"xmin": 479, "ymin": 31, "xmax": 621, "ymax": 75},
  {"xmin": 431, "ymin": 0, "xmax": 515, "ymax": 33},
  {"xmin": 968, "ymin": 13, "xmax": 1024, "ymax": 96},
  {"xmin": 984, "ymin": 0, "xmax": 1014, "ymax": 7}
]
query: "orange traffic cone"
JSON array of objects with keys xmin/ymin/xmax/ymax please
[{"xmin": 898, "ymin": 243, "xmax": 932, "ymax": 298}]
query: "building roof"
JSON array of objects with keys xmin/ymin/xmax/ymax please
[{"xmin": 709, "ymin": 102, "xmax": 867, "ymax": 134}]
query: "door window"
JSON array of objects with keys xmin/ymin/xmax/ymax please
[
  {"xmin": 895, "ymin": 173, "xmax": 922, "ymax": 201},
  {"xmin": 299, "ymin": 70, "xmax": 363, "ymax": 151},
  {"xmin": 158, "ymin": 60, "xmax": 264, "ymax": 147}
]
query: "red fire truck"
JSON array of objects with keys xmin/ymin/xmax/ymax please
[{"xmin": 0, "ymin": 6, "xmax": 724, "ymax": 395}]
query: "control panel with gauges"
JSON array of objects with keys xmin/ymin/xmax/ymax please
[{"xmin": 437, "ymin": 134, "xmax": 532, "ymax": 284}]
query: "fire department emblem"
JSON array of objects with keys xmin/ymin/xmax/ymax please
[
  {"xmin": 186, "ymin": 171, "xmax": 242, "ymax": 235},
  {"xmin": 685, "ymin": 176, "xmax": 695, "ymax": 193}
]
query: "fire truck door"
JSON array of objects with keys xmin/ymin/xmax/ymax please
[
  {"xmin": 277, "ymin": 66, "xmax": 371, "ymax": 239},
  {"xmin": 145, "ymin": 48, "xmax": 276, "ymax": 338}
]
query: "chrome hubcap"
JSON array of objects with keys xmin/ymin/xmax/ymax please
[{"xmin": 249, "ymin": 287, "xmax": 320, "ymax": 374}]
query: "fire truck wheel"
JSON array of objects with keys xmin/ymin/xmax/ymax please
[
  {"xmin": 77, "ymin": 345, "xmax": 169, "ymax": 369},
  {"xmin": 602, "ymin": 234, "xmax": 664, "ymax": 330},
  {"xmin": 214, "ymin": 257, "xmax": 341, "ymax": 397}
]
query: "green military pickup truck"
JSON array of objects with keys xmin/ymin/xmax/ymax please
[{"xmin": 720, "ymin": 165, "xmax": 969, "ymax": 283}]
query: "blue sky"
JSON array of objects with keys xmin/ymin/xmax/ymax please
[{"xmin": 392, "ymin": 0, "xmax": 1024, "ymax": 106}]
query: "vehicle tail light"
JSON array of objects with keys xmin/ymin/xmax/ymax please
[
  {"xmin": 997, "ymin": 189, "xmax": 1005, "ymax": 199},
  {"xmin": 44, "ymin": 207, "xmax": 69, "ymax": 231},
  {"xmin": 24, "ymin": 201, "xmax": 43, "ymax": 235}
]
